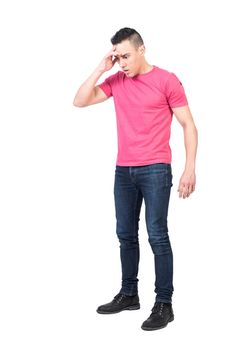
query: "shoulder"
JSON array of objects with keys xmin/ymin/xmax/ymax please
[
  {"xmin": 150, "ymin": 66, "xmax": 172, "ymax": 93},
  {"xmin": 154, "ymin": 66, "xmax": 177, "ymax": 83},
  {"xmin": 154, "ymin": 66, "xmax": 184, "ymax": 91},
  {"xmin": 104, "ymin": 70, "xmax": 124, "ymax": 84}
]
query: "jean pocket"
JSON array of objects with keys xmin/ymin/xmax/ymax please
[
  {"xmin": 149, "ymin": 163, "xmax": 169, "ymax": 174},
  {"xmin": 165, "ymin": 172, "xmax": 173, "ymax": 188}
]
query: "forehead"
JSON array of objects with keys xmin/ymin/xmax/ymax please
[{"xmin": 113, "ymin": 40, "xmax": 136, "ymax": 56}]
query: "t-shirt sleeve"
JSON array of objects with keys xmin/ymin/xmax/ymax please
[
  {"xmin": 165, "ymin": 73, "xmax": 188, "ymax": 108},
  {"xmin": 97, "ymin": 76, "xmax": 113, "ymax": 98}
]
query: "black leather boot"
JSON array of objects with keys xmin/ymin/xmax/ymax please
[
  {"xmin": 141, "ymin": 302, "xmax": 174, "ymax": 330},
  {"xmin": 96, "ymin": 292, "xmax": 140, "ymax": 314}
]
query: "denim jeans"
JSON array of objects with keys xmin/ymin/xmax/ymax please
[{"xmin": 114, "ymin": 162, "xmax": 174, "ymax": 304}]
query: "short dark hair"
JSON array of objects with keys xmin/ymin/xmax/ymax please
[{"xmin": 111, "ymin": 27, "xmax": 144, "ymax": 49}]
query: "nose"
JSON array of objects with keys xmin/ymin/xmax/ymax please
[{"xmin": 119, "ymin": 58, "xmax": 126, "ymax": 68}]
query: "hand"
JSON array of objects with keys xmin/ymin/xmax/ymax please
[
  {"xmin": 177, "ymin": 169, "xmax": 196, "ymax": 199},
  {"xmin": 97, "ymin": 46, "xmax": 118, "ymax": 73}
]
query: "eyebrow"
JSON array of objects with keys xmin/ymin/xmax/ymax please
[{"xmin": 114, "ymin": 52, "xmax": 130, "ymax": 58}]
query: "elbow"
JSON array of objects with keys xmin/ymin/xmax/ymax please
[
  {"xmin": 192, "ymin": 123, "xmax": 198, "ymax": 136},
  {"xmin": 195, "ymin": 126, "xmax": 198, "ymax": 141},
  {"xmin": 73, "ymin": 99, "xmax": 86, "ymax": 108},
  {"xmin": 185, "ymin": 123, "xmax": 198, "ymax": 142},
  {"xmin": 183, "ymin": 120, "xmax": 198, "ymax": 132}
]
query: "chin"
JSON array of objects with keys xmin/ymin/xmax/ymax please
[{"xmin": 128, "ymin": 71, "xmax": 135, "ymax": 77}]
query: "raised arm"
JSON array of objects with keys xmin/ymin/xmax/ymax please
[{"xmin": 73, "ymin": 47, "xmax": 117, "ymax": 107}]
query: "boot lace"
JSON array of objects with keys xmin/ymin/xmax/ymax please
[
  {"xmin": 114, "ymin": 293, "xmax": 126, "ymax": 304},
  {"xmin": 152, "ymin": 302, "xmax": 164, "ymax": 316}
]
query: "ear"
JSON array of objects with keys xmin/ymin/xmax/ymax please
[{"xmin": 139, "ymin": 45, "xmax": 145, "ymax": 55}]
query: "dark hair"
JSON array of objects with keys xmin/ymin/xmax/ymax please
[{"xmin": 111, "ymin": 27, "xmax": 144, "ymax": 49}]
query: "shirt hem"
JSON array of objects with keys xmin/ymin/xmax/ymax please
[
  {"xmin": 116, "ymin": 159, "xmax": 171, "ymax": 166},
  {"xmin": 98, "ymin": 84, "xmax": 111, "ymax": 98}
]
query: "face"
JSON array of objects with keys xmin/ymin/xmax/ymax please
[{"xmin": 113, "ymin": 40, "xmax": 145, "ymax": 77}]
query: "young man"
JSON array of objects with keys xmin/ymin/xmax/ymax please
[{"xmin": 73, "ymin": 27, "xmax": 198, "ymax": 331}]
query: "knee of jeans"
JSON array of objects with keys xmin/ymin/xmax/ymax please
[
  {"xmin": 117, "ymin": 234, "xmax": 139, "ymax": 248},
  {"xmin": 148, "ymin": 234, "xmax": 171, "ymax": 255}
]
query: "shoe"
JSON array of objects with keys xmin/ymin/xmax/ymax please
[
  {"xmin": 96, "ymin": 292, "xmax": 140, "ymax": 314},
  {"xmin": 141, "ymin": 302, "xmax": 174, "ymax": 331}
]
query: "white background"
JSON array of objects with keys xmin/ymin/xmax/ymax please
[{"xmin": 1, "ymin": 0, "xmax": 234, "ymax": 349}]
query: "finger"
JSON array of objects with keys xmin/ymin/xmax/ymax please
[
  {"xmin": 184, "ymin": 185, "xmax": 191, "ymax": 197},
  {"xmin": 105, "ymin": 50, "xmax": 117, "ymax": 58},
  {"xmin": 177, "ymin": 183, "xmax": 182, "ymax": 192},
  {"xmin": 188, "ymin": 184, "xmax": 193, "ymax": 194},
  {"xmin": 183, "ymin": 185, "xmax": 189, "ymax": 198},
  {"xmin": 184, "ymin": 191, "xmax": 189, "ymax": 199},
  {"xmin": 178, "ymin": 188, "xmax": 183, "ymax": 198},
  {"xmin": 178, "ymin": 184, "xmax": 183, "ymax": 198},
  {"xmin": 112, "ymin": 57, "xmax": 118, "ymax": 64}
]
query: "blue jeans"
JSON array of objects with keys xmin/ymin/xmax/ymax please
[{"xmin": 114, "ymin": 162, "xmax": 174, "ymax": 304}]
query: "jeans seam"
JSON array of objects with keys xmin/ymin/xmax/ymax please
[{"xmin": 131, "ymin": 188, "xmax": 140, "ymax": 294}]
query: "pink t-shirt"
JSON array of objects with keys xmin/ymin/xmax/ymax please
[{"xmin": 98, "ymin": 65, "xmax": 188, "ymax": 166}]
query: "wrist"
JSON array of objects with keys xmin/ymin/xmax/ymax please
[
  {"xmin": 184, "ymin": 165, "xmax": 195, "ymax": 173},
  {"xmin": 94, "ymin": 66, "xmax": 105, "ymax": 75}
]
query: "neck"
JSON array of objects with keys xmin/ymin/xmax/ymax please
[{"xmin": 138, "ymin": 62, "xmax": 154, "ymax": 74}]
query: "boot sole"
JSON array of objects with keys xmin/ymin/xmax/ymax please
[
  {"xmin": 96, "ymin": 304, "xmax": 140, "ymax": 314},
  {"xmin": 141, "ymin": 315, "xmax": 174, "ymax": 331}
]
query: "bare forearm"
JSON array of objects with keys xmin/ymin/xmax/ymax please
[
  {"xmin": 183, "ymin": 122, "xmax": 198, "ymax": 171},
  {"xmin": 73, "ymin": 67, "xmax": 104, "ymax": 106}
]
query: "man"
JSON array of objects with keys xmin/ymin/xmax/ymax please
[{"xmin": 73, "ymin": 27, "xmax": 198, "ymax": 331}]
